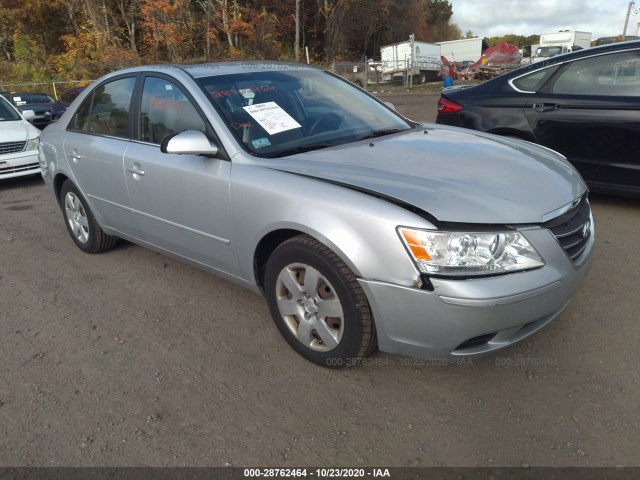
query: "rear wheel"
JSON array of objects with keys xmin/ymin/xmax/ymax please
[
  {"xmin": 60, "ymin": 180, "xmax": 117, "ymax": 253},
  {"xmin": 264, "ymin": 235, "xmax": 376, "ymax": 367}
]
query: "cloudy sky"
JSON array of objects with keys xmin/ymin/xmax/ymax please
[{"xmin": 449, "ymin": 0, "xmax": 640, "ymax": 39}]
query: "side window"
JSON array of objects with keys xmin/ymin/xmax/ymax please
[
  {"xmin": 73, "ymin": 94, "xmax": 92, "ymax": 131},
  {"xmin": 552, "ymin": 50, "xmax": 640, "ymax": 96},
  {"xmin": 89, "ymin": 77, "xmax": 136, "ymax": 138},
  {"xmin": 139, "ymin": 77, "xmax": 206, "ymax": 144}
]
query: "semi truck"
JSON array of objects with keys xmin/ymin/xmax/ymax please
[{"xmin": 380, "ymin": 40, "xmax": 441, "ymax": 83}]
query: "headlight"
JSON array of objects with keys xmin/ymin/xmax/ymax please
[
  {"xmin": 26, "ymin": 137, "xmax": 40, "ymax": 151},
  {"xmin": 398, "ymin": 227, "xmax": 544, "ymax": 276}
]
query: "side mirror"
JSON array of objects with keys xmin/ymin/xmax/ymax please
[
  {"xmin": 22, "ymin": 110, "xmax": 36, "ymax": 121},
  {"xmin": 384, "ymin": 101, "xmax": 396, "ymax": 111},
  {"xmin": 160, "ymin": 130, "xmax": 218, "ymax": 156}
]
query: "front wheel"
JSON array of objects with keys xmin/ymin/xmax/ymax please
[
  {"xmin": 264, "ymin": 235, "xmax": 376, "ymax": 367},
  {"xmin": 60, "ymin": 180, "xmax": 117, "ymax": 253}
]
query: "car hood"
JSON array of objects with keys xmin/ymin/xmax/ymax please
[
  {"xmin": 0, "ymin": 120, "xmax": 39, "ymax": 142},
  {"xmin": 258, "ymin": 126, "xmax": 586, "ymax": 225}
]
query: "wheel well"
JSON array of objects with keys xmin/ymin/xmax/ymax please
[
  {"xmin": 253, "ymin": 229, "xmax": 305, "ymax": 293},
  {"xmin": 53, "ymin": 173, "xmax": 70, "ymax": 204}
]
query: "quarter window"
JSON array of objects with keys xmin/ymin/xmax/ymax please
[
  {"xmin": 511, "ymin": 69, "xmax": 550, "ymax": 92},
  {"xmin": 552, "ymin": 50, "xmax": 640, "ymax": 96},
  {"xmin": 73, "ymin": 95, "xmax": 92, "ymax": 131},
  {"xmin": 139, "ymin": 77, "xmax": 206, "ymax": 144}
]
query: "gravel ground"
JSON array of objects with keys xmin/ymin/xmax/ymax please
[{"xmin": 1, "ymin": 90, "xmax": 639, "ymax": 467}]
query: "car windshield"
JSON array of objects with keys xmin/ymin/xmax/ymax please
[
  {"xmin": 12, "ymin": 93, "xmax": 55, "ymax": 105},
  {"xmin": 536, "ymin": 46, "xmax": 564, "ymax": 58},
  {"xmin": 197, "ymin": 69, "xmax": 412, "ymax": 158},
  {"xmin": 0, "ymin": 97, "xmax": 21, "ymax": 122}
]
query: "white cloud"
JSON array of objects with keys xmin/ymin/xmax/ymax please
[{"xmin": 449, "ymin": 0, "xmax": 640, "ymax": 39}]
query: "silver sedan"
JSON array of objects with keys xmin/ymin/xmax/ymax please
[{"xmin": 38, "ymin": 62, "xmax": 594, "ymax": 367}]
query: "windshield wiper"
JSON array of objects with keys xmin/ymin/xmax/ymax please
[
  {"xmin": 266, "ymin": 143, "xmax": 333, "ymax": 158},
  {"xmin": 356, "ymin": 128, "xmax": 405, "ymax": 141}
]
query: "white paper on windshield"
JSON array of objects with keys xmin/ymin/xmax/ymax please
[{"xmin": 243, "ymin": 102, "xmax": 301, "ymax": 135}]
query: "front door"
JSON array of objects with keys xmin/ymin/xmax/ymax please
[{"xmin": 124, "ymin": 75, "xmax": 237, "ymax": 274}]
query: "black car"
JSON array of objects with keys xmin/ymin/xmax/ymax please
[
  {"xmin": 51, "ymin": 87, "xmax": 84, "ymax": 121},
  {"xmin": 436, "ymin": 40, "xmax": 640, "ymax": 197},
  {"xmin": 10, "ymin": 92, "xmax": 55, "ymax": 128}
]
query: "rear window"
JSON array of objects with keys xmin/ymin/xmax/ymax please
[{"xmin": 11, "ymin": 94, "xmax": 54, "ymax": 105}]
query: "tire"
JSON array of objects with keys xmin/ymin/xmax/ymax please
[
  {"xmin": 264, "ymin": 235, "xmax": 377, "ymax": 367},
  {"xmin": 59, "ymin": 180, "xmax": 117, "ymax": 253}
]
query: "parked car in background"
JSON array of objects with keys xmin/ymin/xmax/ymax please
[
  {"xmin": 10, "ymin": 92, "xmax": 55, "ymax": 128},
  {"xmin": 436, "ymin": 40, "xmax": 640, "ymax": 197},
  {"xmin": 40, "ymin": 62, "xmax": 593, "ymax": 366},
  {"xmin": 51, "ymin": 87, "xmax": 85, "ymax": 121},
  {"xmin": 0, "ymin": 95, "xmax": 40, "ymax": 180}
]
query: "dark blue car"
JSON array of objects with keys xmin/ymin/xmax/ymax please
[
  {"xmin": 436, "ymin": 40, "xmax": 640, "ymax": 197},
  {"xmin": 51, "ymin": 87, "xmax": 85, "ymax": 121}
]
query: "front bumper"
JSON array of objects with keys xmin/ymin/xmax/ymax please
[
  {"xmin": 359, "ymin": 226, "xmax": 594, "ymax": 359},
  {"xmin": 0, "ymin": 150, "xmax": 40, "ymax": 180}
]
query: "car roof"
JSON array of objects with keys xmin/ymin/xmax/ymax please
[
  {"xmin": 509, "ymin": 39, "xmax": 640, "ymax": 78},
  {"xmin": 104, "ymin": 61, "xmax": 323, "ymax": 80},
  {"xmin": 454, "ymin": 39, "xmax": 640, "ymax": 92}
]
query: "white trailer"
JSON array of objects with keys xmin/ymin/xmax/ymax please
[
  {"xmin": 532, "ymin": 31, "xmax": 592, "ymax": 62},
  {"xmin": 380, "ymin": 40, "xmax": 441, "ymax": 83},
  {"xmin": 539, "ymin": 31, "xmax": 591, "ymax": 49},
  {"xmin": 436, "ymin": 37, "xmax": 487, "ymax": 63}
]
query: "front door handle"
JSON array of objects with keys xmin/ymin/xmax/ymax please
[
  {"xmin": 70, "ymin": 150, "xmax": 84, "ymax": 163},
  {"xmin": 532, "ymin": 103, "xmax": 560, "ymax": 113},
  {"xmin": 126, "ymin": 164, "xmax": 145, "ymax": 176}
]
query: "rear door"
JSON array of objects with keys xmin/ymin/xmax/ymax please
[
  {"xmin": 525, "ymin": 48, "xmax": 640, "ymax": 193},
  {"xmin": 63, "ymin": 75, "xmax": 138, "ymax": 235}
]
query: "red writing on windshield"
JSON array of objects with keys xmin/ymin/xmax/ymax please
[
  {"xmin": 210, "ymin": 85, "xmax": 276, "ymax": 99},
  {"xmin": 230, "ymin": 121, "xmax": 254, "ymax": 129}
]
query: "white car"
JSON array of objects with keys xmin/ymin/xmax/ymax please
[{"xmin": 0, "ymin": 95, "xmax": 40, "ymax": 180}]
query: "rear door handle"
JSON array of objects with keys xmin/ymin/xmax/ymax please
[{"xmin": 126, "ymin": 164, "xmax": 145, "ymax": 176}]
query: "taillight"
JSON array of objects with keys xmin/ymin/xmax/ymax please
[{"xmin": 438, "ymin": 97, "xmax": 463, "ymax": 114}]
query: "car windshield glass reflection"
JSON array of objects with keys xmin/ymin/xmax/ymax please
[
  {"xmin": 536, "ymin": 46, "xmax": 564, "ymax": 58},
  {"xmin": 197, "ymin": 69, "xmax": 412, "ymax": 158}
]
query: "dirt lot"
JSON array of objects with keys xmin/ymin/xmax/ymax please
[{"xmin": 1, "ymin": 91, "xmax": 639, "ymax": 468}]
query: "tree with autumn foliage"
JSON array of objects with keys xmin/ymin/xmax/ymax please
[{"xmin": 0, "ymin": 0, "xmax": 462, "ymax": 84}]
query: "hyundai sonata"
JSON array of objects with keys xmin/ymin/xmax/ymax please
[{"xmin": 39, "ymin": 62, "xmax": 594, "ymax": 366}]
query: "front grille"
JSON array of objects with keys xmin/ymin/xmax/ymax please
[
  {"xmin": 546, "ymin": 197, "xmax": 592, "ymax": 263},
  {"xmin": 0, "ymin": 162, "xmax": 39, "ymax": 176},
  {"xmin": 0, "ymin": 141, "xmax": 26, "ymax": 155}
]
